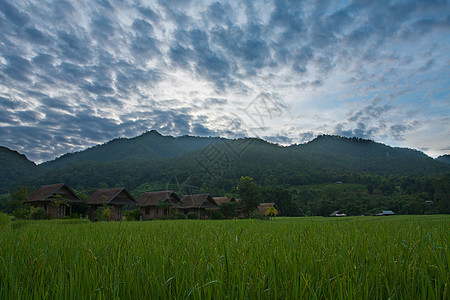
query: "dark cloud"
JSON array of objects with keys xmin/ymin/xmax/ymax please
[
  {"xmin": 0, "ymin": 0, "xmax": 29, "ymax": 27},
  {"xmin": 0, "ymin": 0, "xmax": 448, "ymax": 161},
  {"xmin": 298, "ymin": 131, "xmax": 315, "ymax": 143},
  {"xmin": 22, "ymin": 26, "xmax": 48, "ymax": 44},
  {"xmin": 2, "ymin": 55, "xmax": 32, "ymax": 82},
  {"xmin": 57, "ymin": 30, "xmax": 92, "ymax": 63},
  {"xmin": 264, "ymin": 134, "xmax": 292, "ymax": 144},
  {"xmin": 0, "ymin": 96, "xmax": 20, "ymax": 110}
]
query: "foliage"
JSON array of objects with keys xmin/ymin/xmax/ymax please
[
  {"xmin": 12, "ymin": 207, "xmax": 30, "ymax": 219},
  {"xmin": 211, "ymin": 210, "xmax": 222, "ymax": 220},
  {"xmin": 219, "ymin": 201, "xmax": 239, "ymax": 218},
  {"xmin": 264, "ymin": 206, "xmax": 278, "ymax": 218},
  {"xmin": 30, "ymin": 207, "xmax": 50, "ymax": 220},
  {"xmin": 0, "ymin": 216, "xmax": 448, "ymax": 298},
  {"xmin": 237, "ymin": 176, "xmax": 261, "ymax": 217},
  {"xmin": 94, "ymin": 205, "xmax": 113, "ymax": 222},
  {"xmin": 0, "ymin": 212, "xmax": 11, "ymax": 231},
  {"xmin": 124, "ymin": 208, "xmax": 141, "ymax": 221},
  {"xmin": 187, "ymin": 212, "xmax": 198, "ymax": 219}
]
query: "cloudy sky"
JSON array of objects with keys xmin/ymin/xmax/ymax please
[{"xmin": 0, "ymin": 0, "xmax": 449, "ymax": 163}]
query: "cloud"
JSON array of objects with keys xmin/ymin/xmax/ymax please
[{"xmin": 0, "ymin": 0, "xmax": 448, "ymax": 162}]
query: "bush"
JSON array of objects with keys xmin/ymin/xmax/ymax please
[
  {"xmin": 187, "ymin": 212, "xmax": 199, "ymax": 219},
  {"xmin": 30, "ymin": 207, "xmax": 50, "ymax": 220},
  {"xmin": 0, "ymin": 212, "xmax": 11, "ymax": 231},
  {"xmin": 211, "ymin": 210, "xmax": 222, "ymax": 220},
  {"xmin": 124, "ymin": 208, "xmax": 141, "ymax": 221},
  {"xmin": 12, "ymin": 207, "xmax": 30, "ymax": 219},
  {"xmin": 173, "ymin": 213, "xmax": 187, "ymax": 220},
  {"xmin": 94, "ymin": 205, "xmax": 113, "ymax": 221}
]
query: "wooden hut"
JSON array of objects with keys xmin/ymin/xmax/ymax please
[
  {"xmin": 86, "ymin": 188, "xmax": 137, "ymax": 221},
  {"xmin": 26, "ymin": 183, "xmax": 82, "ymax": 219},
  {"xmin": 211, "ymin": 197, "xmax": 236, "ymax": 210},
  {"xmin": 178, "ymin": 194, "xmax": 218, "ymax": 219},
  {"xmin": 138, "ymin": 190, "xmax": 182, "ymax": 220}
]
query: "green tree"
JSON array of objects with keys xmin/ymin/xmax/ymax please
[
  {"xmin": 219, "ymin": 201, "xmax": 239, "ymax": 218},
  {"xmin": 237, "ymin": 176, "xmax": 261, "ymax": 217}
]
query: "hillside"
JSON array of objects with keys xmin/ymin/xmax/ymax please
[
  {"xmin": 0, "ymin": 146, "xmax": 37, "ymax": 193},
  {"xmin": 436, "ymin": 155, "xmax": 450, "ymax": 164},
  {"xmin": 41, "ymin": 130, "xmax": 224, "ymax": 168},
  {"xmin": 1, "ymin": 132, "xmax": 450, "ymax": 196}
]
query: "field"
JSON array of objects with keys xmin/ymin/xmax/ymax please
[{"xmin": 0, "ymin": 215, "xmax": 449, "ymax": 299}]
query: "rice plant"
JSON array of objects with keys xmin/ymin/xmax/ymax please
[{"xmin": 0, "ymin": 216, "xmax": 448, "ymax": 299}]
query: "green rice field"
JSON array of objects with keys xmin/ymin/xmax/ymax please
[{"xmin": 0, "ymin": 215, "xmax": 449, "ymax": 299}]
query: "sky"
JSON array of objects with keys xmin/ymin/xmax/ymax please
[{"xmin": 0, "ymin": 0, "xmax": 449, "ymax": 163}]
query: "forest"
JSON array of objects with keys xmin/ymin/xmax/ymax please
[{"xmin": 0, "ymin": 132, "xmax": 449, "ymax": 216}]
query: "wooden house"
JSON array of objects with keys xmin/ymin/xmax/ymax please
[
  {"xmin": 211, "ymin": 197, "xmax": 236, "ymax": 210},
  {"xmin": 178, "ymin": 194, "xmax": 218, "ymax": 219},
  {"xmin": 86, "ymin": 188, "xmax": 137, "ymax": 221},
  {"xmin": 26, "ymin": 183, "xmax": 82, "ymax": 219},
  {"xmin": 138, "ymin": 190, "xmax": 182, "ymax": 220}
]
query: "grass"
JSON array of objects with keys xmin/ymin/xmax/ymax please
[{"xmin": 0, "ymin": 215, "xmax": 448, "ymax": 299}]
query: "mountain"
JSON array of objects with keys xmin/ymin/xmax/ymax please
[
  {"xmin": 0, "ymin": 146, "xmax": 37, "ymax": 193},
  {"xmin": 41, "ymin": 130, "xmax": 224, "ymax": 169},
  {"xmin": 1, "ymin": 132, "xmax": 450, "ymax": 195},
  {"xmin": 436, "ymin": 155, "xmax": 450, "ymax": 164},
  {"xmin": 288, "ymin": 135, "xmax": 445, "ymax": 175}
]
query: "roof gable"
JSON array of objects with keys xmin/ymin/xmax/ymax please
[
  {"xmin": 27, "ymin": 183, "xmax": 82, "ymax": 203},
  {"xmin": 86, "ymin": 188, "xmax": 137, "ymax": 205},
  {"xmin": 213, "ymin": 197, "xmax": 236, "ymax": 206},
  {"xmin": 138, "ymin": 190, "xmax": 181, "ymax": 206},
  {"xmin": 179, "ymin": 194, "xmax": 218, "ymax": 208}
]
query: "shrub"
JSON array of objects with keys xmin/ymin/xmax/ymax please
[
  {"xmin": 211, "ymin": 210, "xmax": 222, "ymax": 220},
  {"xmin": 187, "ymin": 212, "xmax": 198, "ymax": 219},
  {"xmin": 124, "ymin": 208, "xmax": 141, "ymax": 221},
  {"xmin": 173, "ymin": 213, "xmax": 187, "ymax": 220},
  {"xmin": 12, "ymin": 207, "xmax": 30, "ymax": 219},
  {"xmin": 30, "ymin": 207, "xmax": 50, "ymax": 220},
  {"xmin": 94, "ymin": 205, "xmax": 113, "ymax": 221},
  {"xmin": 0, "ymin": 212, "xmax": 11, "ymax": 231}
]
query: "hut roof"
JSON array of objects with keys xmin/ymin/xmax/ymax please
[
  {"xmin": 86, "ymin": 188, "xmax": 137, "ymax": 205},
  {"xmin": 213, "ymin": 197, "xmax": 236, "ymax": 206},
  {"xmin": 179, "ymin": 194, "xmax": 218, "ymax": 209},
  {"xmin": 257, "ymin": 202, "xmax": 279, "ymax": 215},
  {"xmin": 382, "ymin": 210, "xmax": 395, "ymax": 215},
  {"xmin": 27, "ymin": 183, "xmax": 82, "ymax": 203},
  {"xmin": 138, "ymin": 190, "xmax": 181, "ymax": 206}
]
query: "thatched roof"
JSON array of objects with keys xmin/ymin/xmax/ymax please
[
  {"xmin": 138, "ymin": 190, "xmax": 182, "ymax": 206},
  {"xmin": 213, "ymin": 197, "xmax": 236, "ymax": 206},
  {"xmin": 257, "ymin": 202, "xmax": 279, "ymax": 215},
  {"xmin": 27, "ymin": 183, "xmax": 82, "ymax": 203},
  {"xmin": 178, "ymin": 194, "xmax": 218, "ymax": 209},
  {"xmin": 86, "ymin": 188, "xmax": 137, "ymax": 205}
]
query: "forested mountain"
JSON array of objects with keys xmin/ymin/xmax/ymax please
[
  {"xmin": 1, "ymin": 132, "xmax": 449, "ymax": 216},
  {"xmin": 42, "ymin": 130, "xmax": 224, "ymax": 169},
  {"xmin": 0, "ymin": 146, "xmax": 36, "ymax": 193},
  {"xmin": 436, "ymin": 155, "xmax": 450, "ymax": 164},
  {"xmin": 10, "ymin": 134, "xmax": 447, "ymax": 192}
]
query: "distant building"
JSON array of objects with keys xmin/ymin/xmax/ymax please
[
  {"xmin": 177, "ymin": 194, "xmax": 218, "ymax": 219},
  {"xmin": 329, "ymin": 211, "xmax": 346, "ymax": 217},
  {"xmin": 374, "ymin": 210, "xmax": 395, "ymax": 216},
  {"xmin": 86, "ymin": 188, "xmax": 137, "ymax": 221},
  {"xmin": 26, "ymin": 183, "xmax": 82, "ymax": 219},
  {"xmin": 138, "ymin": 190, "xmax": 182, "ymax": 220}
]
